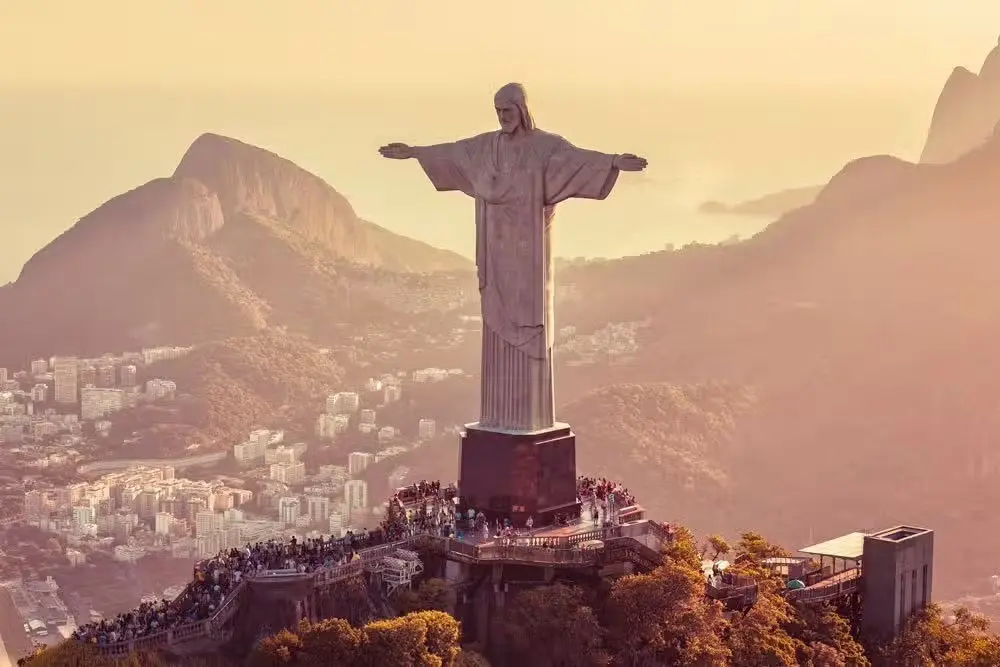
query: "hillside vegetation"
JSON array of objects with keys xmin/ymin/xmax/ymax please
[
  {"xmin": 552, "ymin": 127, "xmax": 1000, "ymax": 599},
  {"xmin": 135, "ymin": 331, "xmax": 342, "ymax": 450}
]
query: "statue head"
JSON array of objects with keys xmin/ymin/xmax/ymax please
[{"xmin": 494, "ymin": 83, "xmax": 535, "ymax": 135}]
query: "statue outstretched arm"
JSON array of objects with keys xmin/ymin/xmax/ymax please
[{"xmin": 380, "ymin": 139, "xmax": 478, "ymax": 197}]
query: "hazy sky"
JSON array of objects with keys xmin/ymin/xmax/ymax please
[
  {"xmin": 3, "ymin": 2, "xmax": 1000, "ymax": 284},
  {"xmin": 3, "ymin": 0, "xmax": 1000, "ymax": 91}
]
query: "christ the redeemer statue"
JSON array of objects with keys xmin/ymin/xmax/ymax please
[{"xmin": 380, "ymin": 83, "xmax": 647, "ymax": 434}]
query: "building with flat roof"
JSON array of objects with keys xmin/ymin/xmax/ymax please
[
  {"xmin": 861, "ymin": 526, "xmax": 934, "ymax": 640},
  {"xmin": 795, "ymin": 525, "xmax": 934, "ymax": 640}
]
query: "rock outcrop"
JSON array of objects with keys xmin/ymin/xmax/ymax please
[{"xmin": 921, "ymin": 38, "xmax": 1000, "ymax": 164}]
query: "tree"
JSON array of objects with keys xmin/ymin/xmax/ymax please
[
  {"xmin": 726, "ymin": 585, "xmax": 801, "ymax": 666},
  {"xmin": 391, "ymin": 578, "xmax": 455, "ymax": 616},
  {"xmin": 408, "ymin": 610, "xmax": 462, "ymax": 667},
  {"xmin": 703, "ymin": 534, "xmax": 731, "ymax": 560},
  {"xmin": 361, "ymin": 614, "xmax": 437, "ymax": 667},
  {"xmin": 248, "ymin": 629, "xmax": 303, "ymax": 667},
  {"xmin": 661, "ymin": 525, "xmax": 703, "ymax": 573},
  {"xmin": 605, "ymin": 562, "xmax": 731, "ymax": 666},
  {"xmin": 492, "ymin": 583, "xmax": 606, "ymax": 667},
  {"xmin": 296, "ymin": 617, "xmax": 365, "ymax": 667},
  {"xmin": 788, "ymin": 604, "xmax": 869, "ymax": 667},
  {"xmin": 881, "ymin": 603, "xmax": 1000, "ymax": 666}
]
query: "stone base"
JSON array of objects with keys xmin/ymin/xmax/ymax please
[{"xmin": 458, "ymin": 422, "xmax": 579, "ymax": 528}]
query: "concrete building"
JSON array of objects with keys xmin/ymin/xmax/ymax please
[
  {"xmin": 53, "ymin": 357, "xmax": 78, "ymax": 404},
  {"xmin": 270, "ymin": 462, "xmax": 305, "ymax": 485},
  {"xmin": 348, "ymin": 452, "xmax": 374, "ymax": 476},
  {"xmin": 120, "ymin": 364, "xmax": 137, "ymax": 387},
  {"xmin": 418, "ymin": 418, "xmax": 436, "ymax": 440},
  {"xmin": 80, "ymin": 387, "xmax": 125, "ymax": 420},
  {"xmin": 326, "ymin": 392, "xmax": 359, "ymax": 415},
  {"xmin": 305, "ymin": 496, "xmax": 330, "ymax": 524},
  {"xmin": 279, "ymin": 497, "xmax": 300, "ymax": 525},
  {"xmin": 862, "ymin": 526, "xmax": 934, "ymax": 640},
  {"xmin": 344, "ymin": 480, "xmax": 368, "ymax": 511}
]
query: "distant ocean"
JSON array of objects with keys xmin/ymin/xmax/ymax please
[{"xmin": 0, "ymin": 86, "xmax": 931, "ymax": 282}]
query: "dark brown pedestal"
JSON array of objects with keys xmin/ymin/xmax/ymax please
[{"xmin": 458, "ymin": 422, "xmax": 580, "ymax": 527}]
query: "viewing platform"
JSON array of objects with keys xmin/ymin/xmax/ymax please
[
  {"xmin": 79, "ymin": 516, "xmax": 689, "ymax": 657},
  {"xmin": 77, "ymin": 480, "xmax": 931, "ymax": 661}
]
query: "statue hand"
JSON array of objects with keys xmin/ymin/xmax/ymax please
[
  {"xmin": 379, "ymin": 143, "xmax": 415, "ymax": 160},
  {"xmin": 614, "ymin": 154, "xmax": 648, "ymax": 172}
]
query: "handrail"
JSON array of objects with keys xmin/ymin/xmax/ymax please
[
  {"xmin": 786, "ymin": 569, "xmax": 860, "ymax": 603},
  {"xmin": 89, "ymin": 523, "xmax": 678, "ymax": 655}
]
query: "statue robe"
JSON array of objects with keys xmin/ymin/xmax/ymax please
[{"xmin": 417, "ymin": 130, "xmax": 619, "ymax": 432}]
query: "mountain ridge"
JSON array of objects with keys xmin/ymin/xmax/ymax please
[
  {"xmin": 0, "ymin": 133, "xmax": 475, "ymax": 365},
  {"xmin": 554, "ymin": 127, "xmax": 1000, "ymax": 599}
]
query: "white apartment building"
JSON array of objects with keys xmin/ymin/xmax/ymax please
[
  {"xmin": 270, "ymin": 462, "xmax": 305, "ymax": 485},
  {"xmin": 30, "ymin": 359, "xmax": 48, "ymax": 376},
  {"xmin": 264, "ymin": 445, "xmax": 298, "ymax": 465},
  {"xmin": 120, "ymin": 364, "xmax": 137, "ymax": 387},
  {"xmin": 326, "ymin": 392, "xmax": 360, "ymax": 415},
  {"xmin": 344, "ymin": 480, "xmax": 368, "ymax": 511},
  {"xmin": 154, "ymin": 512, "xmax": 173, "ymax": 535},
  {"xmin": 305, "ymin": 496, "xmax": 330, "ymax": 524},
  {"xmin": 411, "ymin": 368, "xmax": 449, "ymax": 383},
  {"xmin": 383, "ymin": 384, "xmax": 402, "ymax": 404},
  {"xmin": 195, "ymin": 510, "xmax": 224, "ymax": 536},
  {"xmin": 145, "ymin": 379, "xmax": 177, "ymax": 400},
  {"xmin": 359, "ymin": 409, "xmax": 376, "ymax": 425},
  {"xmin": 53, "ymin": 357, "xmax": 78, "ymax": 404},
  {"xmin": 328, "ymin": 510, "xmax": 345, "ymax": 536},
  {"xmin": 278, "ymin": 497, "xmax": 300, "ymax": 525},
  {"xmin": 377, "ymin": 426, "xmax": 397, "ymax": 443},
  {"xmin": 418, "ymin": 418, "xmax": 436, "ymax": 440},
  {"xmin": 316, "ymin": 414, "xmax": 340, "ymax": 440},
  {"xmin": 80, "ymin": 387, "xmax": 125, "ymax": 420},
  {"xmin": 348, "ymin": 451, "xmax": 374, "ymax": 476},
  {"xmin": 72, "ymin": 505, "xmax": 95, "ymax": 529}
]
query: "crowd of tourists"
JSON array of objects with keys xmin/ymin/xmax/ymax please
[
  {"xmin": 72, "ymin": 532, "xmax": 391, "ymax": 646},
  {"xmin": 73, "ymin": 478, "xmax": 643, "ymax": 646},
  {"xmin": 381, "ymin": 480, "xmax": 459, "ymax": 540},
  {"xmin": 577, "ymin": 476, "xmax": 636, "ymax": 508}
]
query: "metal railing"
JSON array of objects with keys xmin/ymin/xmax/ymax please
[
  {"xmin": 88, "ymin": 522, "xmax": 679, "ymax": 656},
  {"xmin": 786, "ymin": 569, "xmax": 860, "ymax": 603}
]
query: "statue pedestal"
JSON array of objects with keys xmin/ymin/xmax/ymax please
[{"xmin": 458, "ymin": 422, "xmax": 580, "ymax": 528}]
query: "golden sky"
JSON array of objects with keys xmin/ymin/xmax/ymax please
[{"xmin": 3, "ymin": 0, "xmax": 1000, "ymax": 91}]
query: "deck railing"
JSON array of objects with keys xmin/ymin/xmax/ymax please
[
  {"xmin": 89, "ymin": 521, "xmax": 676, "ymax": 655},
  {"xmin": 786, "ymin": 569, "xmax": 860, "ymax": 603}
]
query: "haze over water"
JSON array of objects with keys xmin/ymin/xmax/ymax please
[{"xmin": 3, "ymin": 0, "xmax": 1000, "ymax": 282}]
